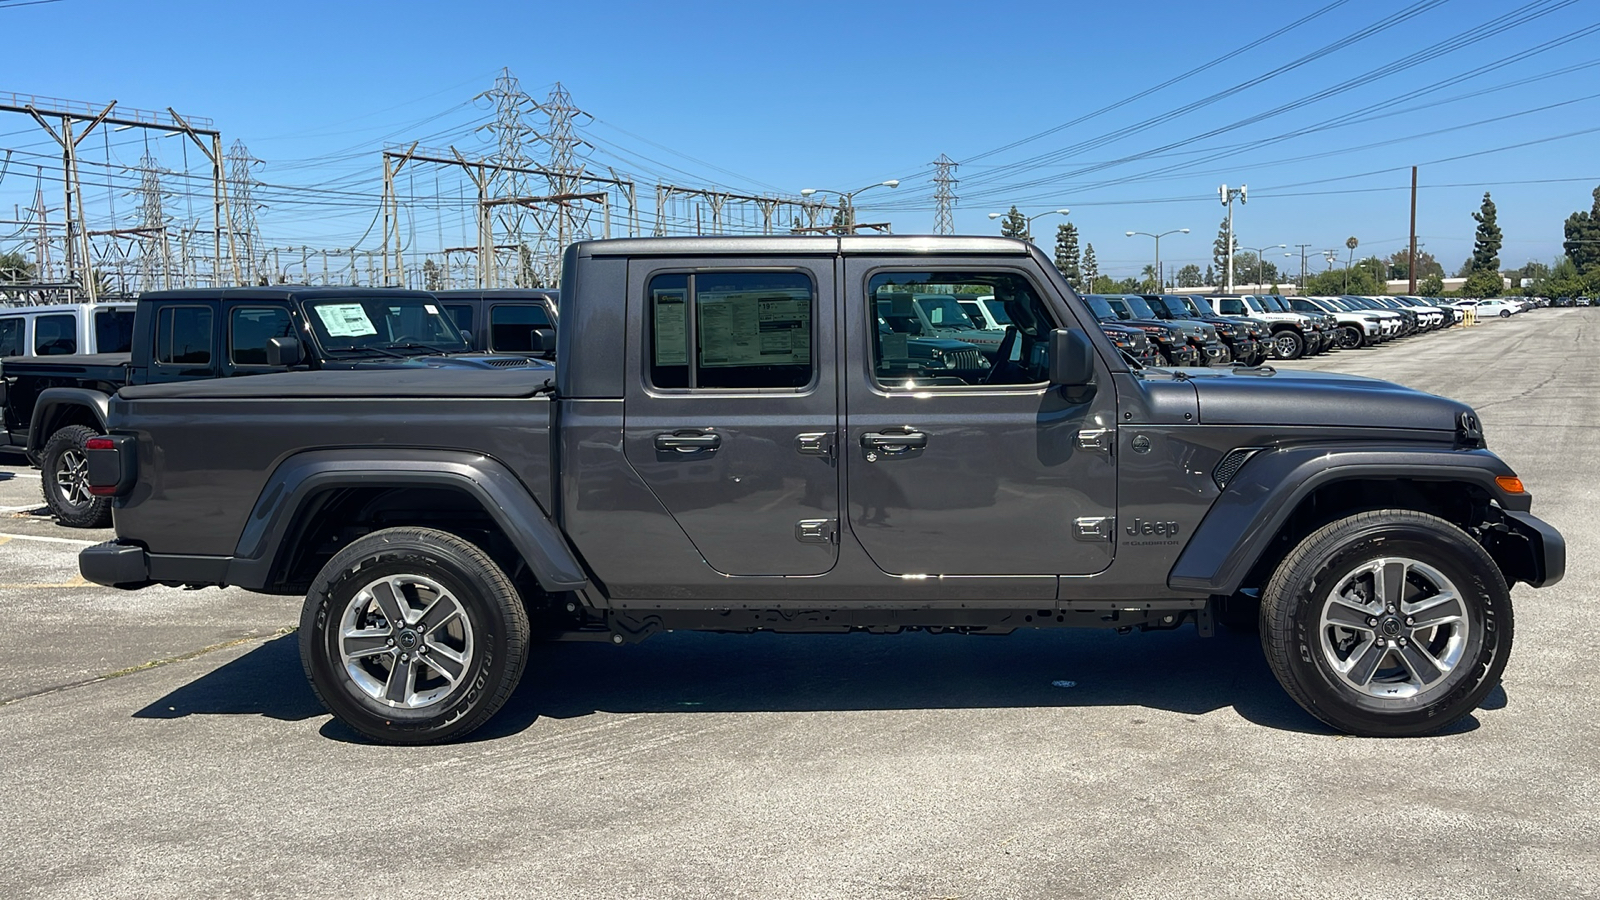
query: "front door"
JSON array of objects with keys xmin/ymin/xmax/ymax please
[
  {"xmin": 842, "ymin": 261, "xmax": 1118, "ymax": 577},
  {"xmin": 622, "ymin": 258, "xmax": 839, "ymax": 576}
]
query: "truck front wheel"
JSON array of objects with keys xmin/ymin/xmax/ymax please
[
  {"xmin": 1270, "ymin": 329, "xmax": 1304, "ymax": 360},
  {"xmin": 1259, "ymin": 510, "xmax": 1512, "ymax": 737},
  {"xmin": 41, "ymin": 424, "xmax": 112, "ymax": 528},
  {"xmin": 300, "ymin": 527, "xmax": 531, "ymax": 744}
]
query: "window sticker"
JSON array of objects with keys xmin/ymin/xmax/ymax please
[
  {"xmin": 696, "ymin": 288, "xmax": 810, "ymax": 367},
  {"xmin": 315, "ymin": 303, "xmax": 378, "ymax": 338},
  {"xmin": 653, "ymin": 288, "xmax": 687, "ymax": 365},
  {"xmin": 424, "ymin": 304, "xmax": 439, "ymax": 314}
]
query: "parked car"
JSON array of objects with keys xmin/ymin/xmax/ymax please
[
  {"xmin": 875, "ymin": 291, "xmax": 1007, "ymax": 360},
  {"xmin": 1473, "ymin": 299, "xmax": 1522, "ymax": 318},
  {"xmin": 79, "ymin": 234, "xmax": 1564, "ymax": 745},
  {"xmin": 1141, "ymin": 294, "xmax": 1246, "ymax": 365},
  {"xmin": 1212, "ymin": 295, "xmax": 1319, "ymax": 360},
  {"xmin": 1084, "ymin": 294, "xmax": 1201, "ymax": 366},
  {"xmin": 1290, "ymin": 297, "xmax": 1384, "ymax": 349},
  {"xmin": 1176, "ymin": 294, "xmax": 1272, "ymax": 366},
  {"xmin": 0, "ymin": 301, "xmax": 136, "ymax": 358}
]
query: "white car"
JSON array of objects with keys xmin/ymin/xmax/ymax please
[{"xmin": 1471, "ymin": 299, "xmax": 1521, "ymax": 318}]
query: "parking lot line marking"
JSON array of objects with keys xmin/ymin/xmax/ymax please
[
  {"xmin": 0, "ymin": 532, "xmax": 97, "ymax": 546},
  {"xmin": 0, "ymin": 576, "xmax": 90, "ymax": 588},
  {"xmin": 0, "ymin": 471, "xmax": 41, "ymax": 479},
  {"xmin": 0, "ymin": 504, "xmax": 45, "ymax": 513}
]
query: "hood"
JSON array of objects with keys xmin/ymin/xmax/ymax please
[{"xmin": 1182, "ymin": 366, "xmax": 1472, "ymax": 431}]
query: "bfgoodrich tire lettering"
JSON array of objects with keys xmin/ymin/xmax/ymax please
[
  {"xmin": 300, "ymin": 527, "xmax": 530, "ymax": 744},
  {"xmin": 1259, "ymin": 509, "xmax": 1512, "ymax": 737}
]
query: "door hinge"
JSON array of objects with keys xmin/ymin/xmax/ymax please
[
  {"xmin": 796, "ymin": 518, "xmax": 838, "ymax": 544},
  {"xmin": 796, "ymin": 432, "xmax": 835, "ymax": 459},
  {"xmin": 1073, "ymin": 516, "xmax": 1115, "ymax": 542},
  {"xmin": 1076, "ymin": 428, "xmax": 1114, "ymax": 453}
]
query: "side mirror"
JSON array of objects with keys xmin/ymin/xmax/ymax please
[
  {"xmin": 266, "ymin": 336, "xmax": 304, "ymax": 368},
  {"xmin": 529, "ymin": 328, "xmax": 555, "ymax": 356},
  {"xmin": 1048, "ymin": 329, "xmax": 1095, "ymax": 387}
]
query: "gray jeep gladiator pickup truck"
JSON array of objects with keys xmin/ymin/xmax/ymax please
[{"xmin": 78, "ymin": 236, "xmax": 1564, "ymax": 744}]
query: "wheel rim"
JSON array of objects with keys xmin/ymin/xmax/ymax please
[
  {"xmin": 55, "ymin": 449, "xmax": 92, "ymax": 508},
  {"xmin": 1340, "ymin": 327, "xmax": 1361, "ymax": 349},
  {"xmin": 338, "ymin": 574, "xmax": 476, "ymax": 709},
  {"xmin": 1319, "ymin": 557, "xmax": 1469, "ymax": 700},
  {"xmin": 1274, "ymin": 334, "xmax": 1298, "ymax": 357}
]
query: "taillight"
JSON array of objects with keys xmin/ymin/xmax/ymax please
[{"xmin": 85, "ymin": 434, "xmax": 137, "ymax": 497}]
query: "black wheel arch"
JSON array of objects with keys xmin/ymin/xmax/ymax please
[
  {"xmin": 26, "ymin": 388, "xmax": 111, "ymax": 458},
  {"xmin": 1169, "ymin": 444, "xmax": 1558, "ymax": 596},
  {"xmin": 226, "ymin": 449, "xmax": 590, "ymax": 597}
]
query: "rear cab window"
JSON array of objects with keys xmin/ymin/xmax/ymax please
[
  {"xmin": 488, "ymin": 304, "xmax": 553, "ymax": 353},
  {"xmin": 155, "ymin": 306, "xmax": 215, "ymax": 366},
  {"xmin": 93, "ymin": 309, "xmax": 135, "ymax": 353}
]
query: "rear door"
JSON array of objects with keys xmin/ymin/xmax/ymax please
[
  {"xmin": 622, "ymin": 257, "xmax": 840, "ymax": 576},
  {"xmin": 843, "ymin": 260, "xmax": 1118, "ymax": 578}
]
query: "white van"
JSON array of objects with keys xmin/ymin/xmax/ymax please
[{"xmin": 0, "ymin": 302, "xmax": 137, "ymax": 357}]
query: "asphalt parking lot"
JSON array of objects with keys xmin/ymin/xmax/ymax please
[{"xmin": 2, "ymin": 309, "xmax": 1596, "ymax": 900}]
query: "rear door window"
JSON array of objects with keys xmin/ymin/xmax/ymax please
[
  {"xmin": 34, "ymin": 314, "xmax": 76, "ymax": 355},
  {"xmin": 93, "ymin": 309, "xmax": 135, "ymax": 353},
  {"xmin": 488, "ymin": 304, "xmax": 553, "ymax": 352},
  {"xmin": 229, "ymin": 307, "xmax": 294, "ymax": 366},
  {"xmin": 647, "ymin": 271, "xmax": 814, "ymax": 390},
  {"xmin": 156, "ymin": 306, "xmax": 214, "ymax": 366},
  {"xmin": 0, "ymin": 317, "xmax": 22, "ymax": 356}
]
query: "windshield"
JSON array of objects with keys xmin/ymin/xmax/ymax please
[
  {"xmin": 302, "ymin": 296, "xmax": 470, "ymax": 354},
  {"xmin": 1105, "ymin": 297, "xmax": 1135, "ymax": 320},
  {"xmin": 980, "ymin": 297, "xmax": 1012, "ymax": 325},
  {"xmin": 1257, "ymin": 295, "xmax": 1288, "ymax": 312},
  {"xmin": 1182, "ymin": 295, "xmax": 1214, "ymax": 316},
  {"xmin": 1122, "ymin": 296, "xmax": 1158, "ymax": 318},
  {"xmin": 913, "ymin": 296, "xmax": 978, "ymax": 330},
  {"xmin": 1084, "ymin": 295, "xmax": 1117, "ymax": 320}
]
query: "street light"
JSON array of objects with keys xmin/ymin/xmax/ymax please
[
  {"xmin": 987, "ymin": 208, "xmax": 1071, "ymax": 242},
  {"xmin": 1125, "ymin": 228, "xmax": 1189, "ymax": 292},
  {"xmin": 1244, "ymin": 243, "xmax": 1287, "ymax": 289},
  {"xmin": 798, "ymin": 180, "xmax": 899, "ymax": 233}
]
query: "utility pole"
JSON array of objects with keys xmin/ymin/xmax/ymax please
[
  {"xmin": 1408, "ymin": 166, "xmax": 1419, "ymax": 294},
  {"xmin": 1219, "ymin": 183, "xmax": 1246, "ymax": 293},
  {"xmin": 1294, "ymin": 243, "xmax": 1312, "ymax": 290},
  {"xmin": 932, "ymin": 154, "xmax": 957, "ymax": 236}
]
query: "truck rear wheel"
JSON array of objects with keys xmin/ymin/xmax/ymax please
[
  {"xmin": 300, "ymin": 527, "xmax": 530, "ymax": 744},
  {"xmin": 41, "ymin": 424, "xmax": 112, "ymax": 528},
  {"xmin": 1259, "ymin": 510, "xmax": 1512, "ymax": 736}
]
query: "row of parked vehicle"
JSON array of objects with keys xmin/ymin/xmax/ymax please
[{"xmin": 1077, "ymin": 293, "xmax": 1476, "ymax": 366}]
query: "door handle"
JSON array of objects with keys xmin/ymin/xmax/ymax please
[
  {"xmin": 654, "ymin": 431, "xmax": 721, "ymax": 453},
  {"xmin": 861, "ymin": 430, "xmax": 928, "ymax": 454}
]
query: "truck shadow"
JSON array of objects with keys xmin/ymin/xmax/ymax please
[{"xmin": 133, "ymin": 629, "xmax": 1501, "ymax": 741}]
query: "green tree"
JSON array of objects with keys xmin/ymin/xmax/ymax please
[
  {"xmin": 1470, "ymin": 192, "xmax": 1502, "ymax": 275},
  {"xmin": 1176, "ymin": 263, "xmax": 1202, "ymax": 288},
  {"xmin": 422, "ymin": 258, "xmax": 443, "ymax": 291},
  {"xmin": 1053, "ymin": 222, "xmax": 1081, "ymax": 285},
  {"xmin": 1462, "ymin": 269, "xmax": 1504, "ymax": 298},
  {"xmin": 999, "ymin": 206, "xmax": 1030, "ymax": 243},
  {"xmin": 1081, "ymin": 243, "xmax": 1099, "ymax": 286},
  {"xmin": 1139, "ymin": 264, "xmax": 1159, "ymax": 293},
  {"xmin": 1089, "ymin": 274, "xmax": 1118, "ymax": 293},
  {"xmin": 1212, "ymin": 218, "xmax": 1236, "ymax": 283},
  {"xmin": 1418, "ymin": 273, "xmax": 1445, "ymax": 296},
  {"xmin": 1203, "ymin": 264, "xmax": 1215, "ymax": 287},
  {"xmin": 1385, "ymin": 248, "xmax": 1444, "ymax": 281},
  {"xmin": 0, "ymin": 250, "xmax": 34, "ymax": 282},
  {"xmin": 1233, "ymin": 252, "xmax": 1278, "ymax": 286},
  {"xmin": 1562, "ymin": 185, "xmax": 1600, "ymax": 275},
  {"xmin": 1304, "ymin": 265, "xmax": 1384, "ymax": 296}
]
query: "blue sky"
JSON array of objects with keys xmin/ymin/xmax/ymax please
[{"xmin": 4, "ymin": 0, "xmax": 1598, "ymax": 281}]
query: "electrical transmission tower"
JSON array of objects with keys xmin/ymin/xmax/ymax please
[
  {"xmin": 529, "ymin": 81, "xmax": 592, "ymax": 284},
  {"xmin": 227, "ymin": 139, "xmax": 262, "ymax": 285},
  {"xmin": 932, "ymin": 154, "xmax": 957, "ymax": 236},
  {"xmin": 136, "ymin": 153, "xmax": 171, "ymax": 291},
  {"xmin": 479, "ymin": 68, "xmax": 538, "ymax": 286}
]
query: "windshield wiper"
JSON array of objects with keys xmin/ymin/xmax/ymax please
[
  {"xmin": 377, "ymin": 341, "xmax": 460, "ymax": 354},
  {"xmin": 326, "ymin": 344, "xmax": 407, "ymax": 359}
]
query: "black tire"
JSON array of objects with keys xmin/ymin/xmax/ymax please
[
  {"xmin": 1157, "ymin": 349, "xmax": 1175, "ymax": 367},
  {"xmin": 300, "ymin": 527, "xmax": 531, "ymax": 744},
  {"xmin": 40, "ymin": 424, "xmax": 112, "ymax": 528},
  {"xmin": 1338, "ymin": 325, "xmax": 1365, "ymax": 349},
  {"xmin": 1259, "ymin": 510, "xmax": 1512, "ymax": 737},
  {"xmin": 1270, "ymin": 329, "xmax": 1304, "ymax": 360},
  {"xmin": 1500, "ymin": 309, "xmax": 1511, "ymax": 318}
]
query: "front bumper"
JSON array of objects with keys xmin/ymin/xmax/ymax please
[{"xmin": 1496, "ymin": 510, "xmax": 1566, "ymax": 588}]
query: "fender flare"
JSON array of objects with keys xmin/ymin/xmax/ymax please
[
  {"xmin": 225, "ymin": 448, "xmax": 589, "ymax": 592},
  {"xmin": 26, "ymin": 388, "xmax": 111, "ymax": 455},
  {"xmin": 1168, "ymin": 444, "xmax": 1527, "ymax": 595}
]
